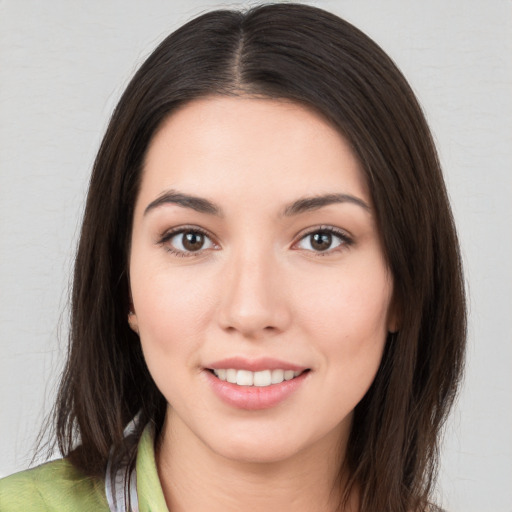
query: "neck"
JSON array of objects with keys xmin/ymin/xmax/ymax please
[{"xmin": 155, "ymin": 410, "xmax": 357, "ymax": 512}]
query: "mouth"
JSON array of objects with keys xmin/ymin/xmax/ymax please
[
  {"xmin": 204, "ymin": 360, "xmax": 310, "ymax": 410},
  {"xmin": 208, "ymin": 368, "xmax": 310, "ymax": 387}
]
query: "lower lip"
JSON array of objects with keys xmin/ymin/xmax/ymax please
[{"xmin": 205, "ymin": 370, "xmax": 309, "ymax": 410}]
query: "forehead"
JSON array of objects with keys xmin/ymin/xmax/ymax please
[{"xmin": 138, "ymin": 96, "xmax": 369, "ymax": 211}]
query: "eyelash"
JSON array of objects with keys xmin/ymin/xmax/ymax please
[
  {"xmin": 157, "ymin": 225, "xmax": 353, "ymax": 258},
  {"xmin": 158, "ymin": 226, "xmax": 217, "ymax": 258},
  {"xmin": 292, "ymin": 225, "xmax": 353, "ymax": 256}
]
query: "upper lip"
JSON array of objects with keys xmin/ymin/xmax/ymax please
[{"xmin": 206, "ymin": 357, "xmax": 308, "ymax": 372}]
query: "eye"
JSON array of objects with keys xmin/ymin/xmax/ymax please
[
  {"xmin": 160, "ymin": 228, "xmax": 217, "ymax": 256},
  {"xmin": 294, "ymin": 228, "xmax": 351, "ymax": 253}
]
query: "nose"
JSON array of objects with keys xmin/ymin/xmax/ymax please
[{"xmin": 217, "ymin": 248, "xmax": 292, "ymax": 339}]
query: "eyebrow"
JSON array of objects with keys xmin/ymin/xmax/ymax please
[
  {"xmin": 144, "ymin": 190, "xmax": 223, "ymax": 217},
  {"xmin": 283, "ymin": 193, "xmax": 371, "ymax": 216},
  {"xmin": 143, "ymin": 190, "xmax": 370, "ymax": 217}
]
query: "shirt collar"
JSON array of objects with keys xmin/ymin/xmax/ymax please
[{"xmin": 136, "ymin": 423, "xmax": 169, "ymax": 512}]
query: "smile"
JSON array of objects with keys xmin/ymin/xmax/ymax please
[
  {"xmin": 205, "ymin": 368, "xmax": 310, "ymax": 410},
  {"xmin": 211, "ymin": 368, "xmax": 304, "ymax": 387}
]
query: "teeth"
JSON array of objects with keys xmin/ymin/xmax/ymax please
[
  {"xmin": 271, "ymin": 369, "xmax": 284, "ymax": 384},
  {"xmin": 236, "ymin": 370, "xmax": 253, "ymax": 386},
  {"xmin": 226, "ymin": 369, "xmax": 237, "ymax": 384},
  {"xmin": 253, "ymin": 370, "xmax": 271, "ymax": 387},
  {"xmin": 212, "ymin": 368, "xmax": 302, "ymax": 386},
  {"xmin": 284, "ymin": 370, "xmax": 295, "ymax": 381},
  {"xmin": 215, "ymin": 369, "xmax": 226, "ymax": 380}
]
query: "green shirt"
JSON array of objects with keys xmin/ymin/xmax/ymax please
[{"xmin": 0, "ymin": 425, "xmax": 169, "ymax": 511}]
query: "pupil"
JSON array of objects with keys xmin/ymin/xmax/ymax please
[
  {"xmin": 311, "ymin": 232, "xmax": 331, "ymax": 251},
  {"xmin": 183, "ymin": 232, "xmax": 204, "ymax": 251}
]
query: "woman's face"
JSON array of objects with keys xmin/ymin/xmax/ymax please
[{"xmin": 129, "ymin": 96, "xmax": 396, "ymax": 464}]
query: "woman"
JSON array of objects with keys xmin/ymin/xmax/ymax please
[{"xmin": 0, "ymin": 3, "xmax": 466, "ymax": 511}]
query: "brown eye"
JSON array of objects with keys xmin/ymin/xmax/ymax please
[
  {"xmin": 182, "ymin": 231, "xmax": 205, "ymax": 251},
  {"xmin": 310, "ymin": 232, "xmax": 332, "ymax": 251},
  {"xmin": 295, "ymin": 228, "xmax": 349, "ymax": 253},
  {"xmin": 165, "ymin": 229, "xmax": 215, "ymax": 255}
]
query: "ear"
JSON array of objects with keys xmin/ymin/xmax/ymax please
[{"xmin": 128, "ymin": 308, "xmax": 139, "ymax": 335}]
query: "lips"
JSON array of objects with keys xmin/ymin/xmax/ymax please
[
  {"xmin": 206, "ymin": 356, "xmax": 307, "ymax": 372},
  {"xmin": 204, "ymin": 357, "xmax": 310, "ymax": 410}
]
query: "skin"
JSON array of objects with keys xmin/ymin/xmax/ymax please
[{"xmin": 128, "ymin": 96, "xmax": 397, "ymax": 511}]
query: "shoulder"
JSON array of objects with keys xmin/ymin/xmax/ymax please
[{"xmin": 0, "ymin": 458, "xmax": 109, "ymax": 511}]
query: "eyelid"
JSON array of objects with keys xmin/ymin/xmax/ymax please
[
  {"xmin": 158, "ymin": 225, "xmax": 220, "ymax": 256},
  {"xmin": 291, "ymin": 225, "xmax": 353, "ymax": 253}
]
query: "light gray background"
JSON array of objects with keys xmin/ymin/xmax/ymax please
[{"xmin": 1, "ymin": 1, "xmax": 511, "ymax": 511}]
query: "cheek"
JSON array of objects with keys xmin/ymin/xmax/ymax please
[
  {"xmin": 295, "ymin": 269, "xmax": 391, "ymax": 419},
  {"xmin": 295, "ymin": 268, "xmax": 392, "ymax": 342},
  {"xmin": 292, "ymin": 259, "xmax": 392, "ymax": 388},
  {"xmin": 131, "ymin": 267, "xmax": 216, "ymax": 362}
]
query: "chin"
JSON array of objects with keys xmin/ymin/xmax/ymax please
[
  {"xmin": 200, "ymin": 418, "xmax": 343, "ymax": 467},
  {"xmin": 214, "ymin": 437, "xmax": 303, "ymax": 465}
]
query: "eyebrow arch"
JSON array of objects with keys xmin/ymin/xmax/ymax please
[
  {"xmin": 144, "ymin": 190, "xmax": 223, "ymax": 217},
  {"xmin": 283, "ymin": 193, "xmax": 371, "ymax": 216}
]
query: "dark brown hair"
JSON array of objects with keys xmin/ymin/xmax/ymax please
[{"xmin": 51, "ymin": 4, "xmax": 466, "ymax": 511}]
